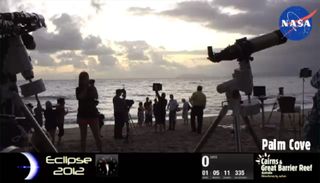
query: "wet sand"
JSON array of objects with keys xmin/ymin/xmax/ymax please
[{"xmin": 56, "ymin": 111, "xmax": 304, "ymax": 152}]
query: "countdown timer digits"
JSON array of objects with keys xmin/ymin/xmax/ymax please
[{"xmin": 202, "ymin": 154, "xmax": 253, "ymax": 180}]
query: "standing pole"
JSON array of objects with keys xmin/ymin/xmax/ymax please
[{"xmin": 302, "ymin": 78, "xmax": 305, "ymax": 125}]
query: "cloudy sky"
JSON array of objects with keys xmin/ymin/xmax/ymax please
[{"xmin": 1, "ymin": 0, "xmax": 319, "ymax": 79}]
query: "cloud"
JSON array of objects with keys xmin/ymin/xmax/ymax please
[
  {"xmin": 147, "ymin": 0, "xmax": 320, "ymax": 76},
  {"xmin": 114, "ymin": 40, "xmax": 192, "ymax": 78},
  {"xmin": 97, "ymin": 54, "xmax": 118, "ymax": 66},
  {"xmin": 82, "ymin": 45, "xmax": 114, "ymax": 55},
  {"xmin": 28, "ymin": 12, "xmax": 119, "ymax": 77},
  {"xmin": 91, "ymin": 0, "xmax": 105, "ymax": 13},
  {"xmin": 32, "ymin": 14, "xmax": 83, "ymax": 53},
  {"xmin": 82, "ymin": 35, "xmax": 102, "ymax": 50},
  {"xmin": 6, "ymin": 0, "xmax": 318, "ymax": 79},
  {"xmin": 117, "ymin": 41, "xmax": 151, "ymax": 61},
  {"xmin": 0, "ymin": 0, "xmax": 9, "ymax": 11},
  {"xmin": 213, "ymin": 0, "xmax": 265, "ymax": 12},
  {"xmin": 55, "ymin": 51, "xmax": 87, "ymax": 68},
  {"xmin": 33, "ymin": 13, "xmax": 116, "ymax": 56},
  {"xmin": 29, "ymin": 51, "xmax": 56, "ymax": 67},
  {"xmin": 162, "ymin": 50, "xmax": 207, "ymax": 55},
  {"xmin": 82, "ymin": 36, "xmax": 114, "ymax": 55},
  {"xmin": 158, "ymin": 0, "xmax": 320, "ymax": 35},
  {"xmin": 127, "ymin": 7, "xmax": 154, "ymax": 15}
]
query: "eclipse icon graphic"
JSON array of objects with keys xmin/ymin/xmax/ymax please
[{"xmin": 19, "ymin": 153, "xmax": 40, "ymax": 180}]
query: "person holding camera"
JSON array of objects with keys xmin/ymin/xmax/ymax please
[
  {"xmin": 155, "ymin": 89, "xmax": 167, "ymax": 130},
  {"xmin": 76, "ymin": 71, "xmax": 102, "ymax": 152},
  {"xmin": 113, "ymin": 89, "xmax": 128, "ymax": 139},
  {"xmin": 167, "ymin": 94, "xmax": 179, "ymax": 130},
  {"xmin": 190, "ymin": 85, "xmax": 206, "ymax": 134}
]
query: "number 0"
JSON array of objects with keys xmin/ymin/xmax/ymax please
[{"xmin": 202, "ymin": 156, "xmax": 209, "ymax": 167}]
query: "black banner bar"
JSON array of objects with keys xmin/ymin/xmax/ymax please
[{"xmin": 0, "ymin": 153, "xmax": 319, "ymax": 182}]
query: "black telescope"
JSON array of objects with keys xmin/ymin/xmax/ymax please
[{"xmin": 207, "ymin": 30, "xmax": 287, "ymax": 62}]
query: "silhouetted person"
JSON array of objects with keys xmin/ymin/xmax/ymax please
[
  {"xmin": 153, "ymin": 99, "xmax": 161, "ymax": 132},
  {"xmin": 190, "ymin": 85, "xmax": 206, "ymax": 134},
  {"xmin": 34, "ymin": 103, "xmax": 43, "ymax": 127},
  {"xmin": 137, "ymin": 102, "xmax": 144, "ymax": 127},
  {"xmin": 89, "ymin": 79, "xmax": 95, "ymax": 86},
  {"xmin": 56, "ymin": 98, "xmax": 68, "ymax": 144},
  {"xmin": 76, "ymin": 71, "xmax": 102, "ymax": 152},
  {"xmin": 44, "ymin": 101, "xmax": 57, "ymax": 144},
  {"xmin": 155, "ymin": 90, "xmax": 167, "ymax": 130},
  {"xmin": 167, "ymin": 94, "xmax": 178, "ymax": 130},
  {"xmin": 182, "ymin": 98, "xmax": 190, "ymax": 125},
  {"xmin": 144, "ymin": 97, "xmax": 153, "ymax": 127},
  {"xmin": 113, "ymin": 89, "xmax": 127, "ymax": 139}
]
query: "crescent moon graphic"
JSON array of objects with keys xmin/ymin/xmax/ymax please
[{"xmin": 21, "ymin": 152, "xmax": 39, "ymax": 180}]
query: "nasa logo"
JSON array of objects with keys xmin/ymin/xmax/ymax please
[{"xmin": 279, "ymin": 6, "xmax": 317, "ymax": 41}]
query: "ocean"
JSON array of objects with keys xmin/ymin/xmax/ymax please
[{"xmin": 19, "ymin": 76, "xmax": 317, "ymax": 128}]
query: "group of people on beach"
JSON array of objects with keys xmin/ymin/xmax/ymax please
[
  {"xmin": 137, "ymin": 87, "xmax": 206, "ymax": 133},
  {"xmin": 26, "ymin": 71, "xmax": 207, "ymax": 152},
  {"xmin": 26, "ymin": 98, "xmax": 68, "ymax": 145},
  {"xmin": 25, "ymin": 69, "xmax": 320, "ymax": 152},
  {"xmin": 113, "ymin": 84, "xmax": 207, "ymax": 141},
  {"xmin": 74, "ymin": 71, "xmax": 206, "ymax": 151}
]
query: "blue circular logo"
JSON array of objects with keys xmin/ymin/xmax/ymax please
[{"xmin": 279, "ymin": 6, "xmax": 313, "ymax": 41}]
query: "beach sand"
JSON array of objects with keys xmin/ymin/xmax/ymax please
[{"xmin": 56, "ymin": 111, "xmax": 304, "ymax": 152}]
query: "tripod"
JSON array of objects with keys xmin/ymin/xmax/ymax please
[
  {"xmin": 0, "ymin": 74, "xmax": 57, "ymax": 152},
  {"xmin": 10, "ymin": 90, "xmax": 57, "ymax": 152},
  {"xmin": 302, "ymin": 78, "xmax": 305, "ymax": 123},
  {"xmin": 0, "ymin": 14, "xmax": 57, "ymax": 152},
  {"xmin": 124, "ymin": 113, "xmax": 136, "ymax": 143},
  {"xmin": 266, "ymin": 87, "xmax": 284, "ymax": 124},
  {"xmin": 194, "ymin": 58, "xmax": 261, "ymax": 152},
  {"xmin": 199, "ymin": 29, "xmax": 288, "ymax": 152}
]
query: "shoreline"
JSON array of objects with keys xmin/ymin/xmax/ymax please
[
  {"xmin": 55, "ymin": 111, "xmax": 307, "ymax": 152},
  {"xmin": 62, "ymin": 107, "xmax": 312, "ymax": 129}
]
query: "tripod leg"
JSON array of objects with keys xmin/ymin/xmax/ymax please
[
  {"xmin": 233, "ymin": 109, "xmax": 242, "ymax": 152},
  {"xmin": 124, "ymin": 121, "xmax": 130, "ymax": 143},
  {"xmin": 194, "ymin": 105, "xmax": 228, "ymax": 152},
  {"xmin": 128, "ymin": 114, "xmax": 136, "ymax": 136},
  {"xmin": 242, "ymin": 116, "xmax": 261, "ymax": 151},
  {"xmin": 128, "ymin": 114, "xmax": 135, "ymax": 129},
  {"xmin": 266, "ymin": 102, "xmax": 277, "ymax": 124}
]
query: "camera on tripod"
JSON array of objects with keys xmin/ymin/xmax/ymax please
[
  {"xmin": 153, "ymin": 83, "xmax": 162, "ymax": 91},
  {"xmin": 126, "ymin": 99, "xmax": 134, "ymax": 109},
  {"xmin": 118, "ymin": 88, "xmax": 134, "ymax": 109},
  {"xmin": 300, "ymin": 68, "xmax": 312, "ymax": 78},
  {"xmin": 1, "ymin": 12, "xmax": 57, "ymax": 152}
]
